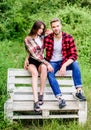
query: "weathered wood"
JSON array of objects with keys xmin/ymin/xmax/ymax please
[
  {"xmin": 78, "ymin": 101, "xmax": 87, "ymax": 124},
  {"xmin": 13, "ymin": 114, "xmax": 79, "ymax": 120},
  {"xmin": 4, "ymin": 99, "xmax": 13, "ymax": 122},
  {"xmin": 12, "ymin": 101, "xmax": 79, "ymax": 111},
  {"xmin": 14, "ymin": 86, "xmax": 76, "ymax": 93},
  {"xmin": 4, "ymin": 68, "xmax": 87, "ymax": 124},
  {"xmin": 13, "ymin": 94, "xmax": 76, "ymax": 101}
]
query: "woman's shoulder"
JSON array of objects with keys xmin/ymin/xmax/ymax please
[{"xmin": 24, "ymin": 36, "xmax": 32, "ymax": 43}]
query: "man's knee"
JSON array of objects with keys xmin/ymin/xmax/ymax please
[{"xmin": 72, "ymin": 61, "xmax": 80, "ymax": 69}]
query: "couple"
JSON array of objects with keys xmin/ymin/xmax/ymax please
[{"xmin": 24, "ymin": 18, "xmax": 86, "ymax": 113}]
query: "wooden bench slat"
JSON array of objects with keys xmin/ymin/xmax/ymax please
[
  {"xmin": 13, "ymin": 114, "xmax": 79, "ymax": 120},
  {"xmin": 8, "ymin": 69, "xmax": 31, "ymax": 76},
  {"xmin": 13, "ymin": 101, "xmax": 79, "ymax": 111},
  {"xmin": 13, "ymin": 87, "xmax": 76, "ymax": 93},
  {"xmin": 13, "ymin": 93, "xmax": 76, "ymax": 101},
  {"xmin": 8, "ymin": 68, "xmax": 72, "ymax": 77},
  {"xmin": 8, "ymin": 78, "xmax": 73, "ymax": 86}
]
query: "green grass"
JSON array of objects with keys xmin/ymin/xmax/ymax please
[{"xmin": 0, "ymin": 1, "xmax": 91, "ymax": 129}]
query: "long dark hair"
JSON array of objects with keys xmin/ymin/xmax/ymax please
[{"xmin": 29, "ymin": 20, "xmax": 46, "ymax": 36}]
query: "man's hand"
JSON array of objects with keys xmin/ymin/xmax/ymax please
[
  {"xmin": 47, "ymin": 64, "xmax": 54, "ymax": 72},
  {"xmin": 59, "ymin": 59, "xmax": 73, "ymax": 76},
  {"xmin": 59, "ymin": 64, "xmax": 66, "ymax": 76}
]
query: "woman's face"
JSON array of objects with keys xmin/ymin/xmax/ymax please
[{"xmin": 37, "ymin": 24, "xmax": 44, "ymax": 36}]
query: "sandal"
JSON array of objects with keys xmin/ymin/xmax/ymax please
[
  {"xmin": 34, "ymin": 102, "xmax": 41, "ymax": 113},
  {"xmin": 38, "ymin": 95, "xmax": 43, "ymax": 105}
]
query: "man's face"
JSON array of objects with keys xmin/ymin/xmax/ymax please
[{"xmin": 51, "ymin": 21, "xmax": 62, "ymax": 35}]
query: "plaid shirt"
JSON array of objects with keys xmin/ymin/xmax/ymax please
[
  {"xmin": 43, "ymin": 32, "xmax": 78, "ymax": 64},
  {"xmin": 24, "ymin": 36, "xmax": 44, "ymax": 62}
]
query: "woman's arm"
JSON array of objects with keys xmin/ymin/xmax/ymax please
[{"xmin": 24, "ymin": 55, "xmax": 29, "ymax": 70}]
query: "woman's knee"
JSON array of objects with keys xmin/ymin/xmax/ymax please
[
  {"xmin": 40, "ymin": 64, "xmax": 47, "ymax": 71},
  {"xmin": 32, "ymin": 70, "xmax": 38, "ymax": 77},
  {"xmin": 28, "ymin": 65, "xmax": 38, "ymax": 77}
]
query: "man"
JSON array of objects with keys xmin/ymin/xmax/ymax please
[{"xmin": 43, "ymin": 18, "xmax": 86, "ymax": 109}]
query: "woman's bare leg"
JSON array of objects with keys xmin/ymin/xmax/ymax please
[
  {"xmin": 28, "ymin": 64, "xmax": 38, "ymax": 103},
  {"xmin": 38, "ymin": 64, "xmax": 47, "ymax": 95}
]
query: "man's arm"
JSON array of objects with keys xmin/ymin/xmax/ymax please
[{"xmin": 59, "ymin": 59, "xmax": 73, "ymax": 76}]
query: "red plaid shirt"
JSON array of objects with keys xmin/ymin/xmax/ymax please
[{"xmin": 43, "ymin": 32, "xmax": 78, "ymax": 64}]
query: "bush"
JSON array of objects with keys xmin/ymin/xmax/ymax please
[{"xmin": 0, "ymin": 0, "xmax": 91, "ymax": 40}]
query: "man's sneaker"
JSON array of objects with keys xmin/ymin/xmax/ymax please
[
  {"xmin": 59, "ymin": 99, "xmax": 66, "ymax": 108},
  {"xmin": 75, "ymin": 92, "xmax": 86, "ymax": 101}
]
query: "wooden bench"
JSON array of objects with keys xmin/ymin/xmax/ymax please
[{"xmin": 4, "ymin": 68, "xmax": 87, "ymax": 124}]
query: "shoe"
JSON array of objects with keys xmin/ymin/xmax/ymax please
[
  {"xmin": 59, "ymin": 99, "xmax": 66, "ymax": 108},
  {"xmin": 75, "ymin": 92, "xmax": 86, "ymax": 101},
  {"xmin": 34, "ymin": 102, "xmax": 41, "ymax": 113},
  {"xmin": 38, "ymin": 95, "xmax": 43, "ymax": 105}
]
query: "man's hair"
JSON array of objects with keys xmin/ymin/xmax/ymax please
[{"xmin": 50, "ymin": 18, "xmax": 61, "ymax": 25}]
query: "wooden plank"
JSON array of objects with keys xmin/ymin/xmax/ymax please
[
  {"xmin": 45, "ymin": 87, "xmax": 76, "ymax": 93},
  {"xmin": 8, "ymin": 68, "xmax": 72, "ymax": 77},
  {"xmin": 13, "ymin": 114, "xmax": 79, "ymax": 120},
  {"xmin": 13, "ymin": 94, "xmax": 76, "ymax": 101},
  {"xmin": 7, "ymin": 84, "xmax": 16, "ymax": 92},
  {"xmin": 13, "ymin": 101, "xmax": 79, "ymax": 111},
  {"xmin": 78, "ymin": 101, "xmax": 87, "ymax": 124},
  {"xmin": 8, "ymin": 68, "xmax": 31, "ymax": 76},
  {"xmin": 13, "ymin": 87, "xmax": 76, "ymax": 93},
  {"xmin": 8, "ymin": 77, "xmax": 74, "ymax": 86},
  {"xmin": 4, "ymin": 99, "xmax": 13, "ymax": 121},
  {"xmin": 41, "ymin": 101, "xmax": 79, "ymax": 110},
  {"xmin": 8, "ymin": 77, "xmax": 32, "ymax": 84}
]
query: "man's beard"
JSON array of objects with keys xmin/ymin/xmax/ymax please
[{"xmin": 54, "ymin": 30, "xmax": 61, "ymax": 36}]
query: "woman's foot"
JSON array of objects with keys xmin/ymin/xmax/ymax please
[
  {"xmin": 38, "ymin": 95, "xmax": 43, "ymax": 105},
  {"xmin": 34, "ymin": 102, "xmax": 41, "ymax": 113}
]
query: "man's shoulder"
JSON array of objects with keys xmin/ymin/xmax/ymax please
[
  {"xmin": 62, "ymin": 32, "xmax": 71, "ymax": 36},
  {"xmin": 62, "ymin": 32, "xmax": 73, "ymax": 38}
]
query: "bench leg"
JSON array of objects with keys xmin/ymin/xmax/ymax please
[
  {"xmin": 42, "ymin": 110, "xmax": 49, "ymax": 118},
  {"xmin": 4, "ymin": 99, "xmax": 13, "ymax": 122},
  {"xmin": 78, "ymin": 101, "xmax": 87, "ymax": 124}
]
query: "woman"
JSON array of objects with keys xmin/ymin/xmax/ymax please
[{"xmin": 24, "ymin": 20, "xmax": 53, "ymax": 113}]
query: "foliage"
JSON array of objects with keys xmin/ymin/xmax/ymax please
[
  {"xmin": 0, "ymin": 0, "xmax": 91, "ymax": 129},
  {"xmin": 0, "ymin": 0, "xmax": 91, "ymax": 40}
]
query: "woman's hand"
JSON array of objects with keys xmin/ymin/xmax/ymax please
[{"xmin": 24, "ymin": 57, "xmax": 29, "ymax": 70}]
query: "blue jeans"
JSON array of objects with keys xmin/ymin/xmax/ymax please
[{"xmin": 47, "ymin": 60, "xmax": 82, "ymax": 97}]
